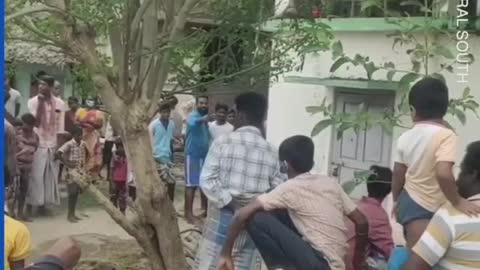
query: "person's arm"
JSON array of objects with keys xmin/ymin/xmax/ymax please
[
  {"xmin": 218, "ymin": 199, "xmax": 265, "ymax": 270},
  {"xmin": 402, "ymin": 210, "xmax": 452, "ymax": 270},
  {"xmin": 10, "ymin": 260, "xmax": 26, "ymax": 270},
  {"xmin": 26, "ymin": 237, "xmax": 81, "ymax": 270},
  {"xmin": 56, "ymin": 143, "xmax": 71, "ymax": 167},
  {"xmin": 15, "ymin": 99, "xmax": 21, "ymax": 117},
  {"xmin": 347, "ymin": 209, "xmax": 369, "ymax": 270},
  {"xmin": 187, "ymin": 113, "xmax": 208, "ymax": 127},
  {"xmin": 435, "ymin": 133, "xmax": 480, "ymax": 215},
  {"xmin": 57, "ymin": 100, "xmax": 66, "ymax": 132},
  {"xmin": 340, "ymin": 189, "xmax": 369, "ymax": 270},
  {"xmin": 148, "ymin": 121, "xmax": 155, "ymax": 144},
  {"xmin": 219, "ymin": 184, "xmax": 292, "ymax": 270},
  {"xmin": 200, "ymin": 140, "xmax": 232, "ymax": 208},
  {"xmin": 269, "ymin": 160, "xmax": 286, "ymax": 189},
  {"xmin": 9, "ymin": 221, "xmax": 32, "ymax": 270},
  {"xmin": 392, "ymin": 163, "xmax": 407, "ymax": 202}
]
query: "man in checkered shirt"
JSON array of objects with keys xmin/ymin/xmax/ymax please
[{"xmin": 194, "ymin": 92, "xmax": 285, "ymax": 270}]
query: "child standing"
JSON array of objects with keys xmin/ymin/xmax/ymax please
[
  {"xmin": 15, "ymin": 114, "xmax": 39, "ymax": 221},
  {"xmin": 392, "ymin": 78, "xmax": 480, "ymax": 248},
  {"xmin": 56, "ymin": 126, "xmax": 86, "ymax": 223},
  {"xmin": 111, "ymin": 139, "xmax": 128, "ymax": 214}
]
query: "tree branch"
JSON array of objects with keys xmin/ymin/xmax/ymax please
[
  {"xmin": 18, "ymin": 18, "xmax": 67, "ymax": 48},
  {"xmin": 5, "ymin": 37, "xmax": 60, "ymax": 47},
  {"xmin": 147, "ymin": 0, "xmax": 201, "ymax": 115},
  {"xmin": 69, "ymin": 172, "xmax": 139, "ymax": 238},
  {"xmin": 6, "ymin": 6, "xmax": 66, "ymax": 22},
  {"xmin": 170, "ymin": 36, "xmax": 305, "ymax": 95},
  {"xmin": 130, "ymin": 0, "xmax": 153, "ymax": 46}
]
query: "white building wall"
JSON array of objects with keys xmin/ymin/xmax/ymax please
[{"xmin": 267, "ymin": 31, "xmax": 480, "ymax": 176}]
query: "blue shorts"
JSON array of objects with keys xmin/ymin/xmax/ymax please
[
  {"xmin": 185, "ymin": 155, "xmax": 204, "ymax": 187},
  {"xmin": 397, "ymin": 190, "xmax": 434, "ymax": 226}
]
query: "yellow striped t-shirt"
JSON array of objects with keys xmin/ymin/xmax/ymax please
[{"xmin": 412, "ymin": 195, "xmax": 480, "ymax": 270}]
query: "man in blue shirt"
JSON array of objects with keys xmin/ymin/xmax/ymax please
[
  {"xmin": 185, "ymin": 95, "xmax": 210, "ymax": 225},
  {"xmin": 149, "ymin": 103, "xmax": 176, "ymax": 201}
]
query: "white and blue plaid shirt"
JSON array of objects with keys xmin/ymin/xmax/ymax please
[{"xmin": 200, "ymin": 126, "xmax": 285, "ymax": 208}]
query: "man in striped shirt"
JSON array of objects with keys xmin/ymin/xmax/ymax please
[{"xmin": 403, "ymin": 140, "xmax": 480, "ymax": 270}]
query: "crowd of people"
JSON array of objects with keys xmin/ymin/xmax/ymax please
[{"xmin": 5, "ymin": 71, "xmax": 480, "ymax": 270}]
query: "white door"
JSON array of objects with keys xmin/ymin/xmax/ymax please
[{"xmin": 331, "ymin": 91, "xmax": 394, "ymax": 199}]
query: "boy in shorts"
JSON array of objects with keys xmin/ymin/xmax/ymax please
[
  {"xmin": 56, "ymin": 126, "xmax": 87, "ymax": 223},
  {"xmin": 392, "ymin": 77, "xmax": 480, "ymax": 248}
]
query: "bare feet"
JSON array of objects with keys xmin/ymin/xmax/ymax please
[
  {"xmin": 186, "ymin": 215, "xmax": 203, "ymax": 227},
  {"xmin": 67, "ymin": 216, "xmax": 78, "ymax": 223},
  {"xmin": 197, "ymin": 210, "xmax": 207, "ymax": 219}
]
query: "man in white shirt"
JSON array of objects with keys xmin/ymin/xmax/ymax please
[
  {"xmin": 208, "ymin": 103, "xmax": 233, "ymax": 143},
  {"xmin": 4, "ymin": 77, "xmax": 22, "ymax": 118}
]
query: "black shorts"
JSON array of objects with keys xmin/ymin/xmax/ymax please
[{"xmin": 102, "ymin": 141, "xmax": 115, "ymax": 165}]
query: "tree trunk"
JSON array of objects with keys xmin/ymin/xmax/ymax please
[{"xmin": 121, "ymin": 117, "xmax": 188, "ymax": 270}]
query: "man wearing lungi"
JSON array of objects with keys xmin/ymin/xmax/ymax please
[
  {"xmin": 184, "ymin": 95, "xmax": 210, "ymax": 225},
  {"xmin": 195, "ymin": 92, "xmax": 285, "ymax": 270},
  {"xmin": 26, "ymin": 75, "xmax": 65, "ymax": 215}
]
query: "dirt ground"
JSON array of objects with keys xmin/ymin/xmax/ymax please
[{"xmin": 27, "ymin": 180, "xmax": 201, "ymax": 269}]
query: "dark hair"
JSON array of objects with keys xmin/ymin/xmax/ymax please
[
  {"xmin": 196, "ymin": 95, "xmax": 209, "ymax": 103},
  {"xmin": 234, "ymin": 92, "xmax": 267, "ymax": 124},
  {"xmin": 228, "ymin": 109, "xmax": 236, "ymax": 115},
  {"xmin": 31, "ymin": 79, "xmax": 39, "ymax": 87},
  {"xmin": 215, "ymin": 103, "xmax": 229, "ymax": 112},
  {"xmin": 68, "ymin": 96, "xmax": 79, "ymax": 103},
  {"xmin": 159, "ymin": 103, "xmax": 172, "ymax": 112},
  {"xmin": 460, "ymin": 141, "xmax": 480, "ymax": 180},
  {"xmin": 71, "ymin": 125, "xmax": 83, "ymax": 137},
  {"xmin": 35, "ymin": 70, "xmax": 48, "ymax": 78},
  {"xmin": 21, "ymin": 113, "xmax": 36, "ymax": 126},
  {"xmin": 13, "ymin": 118, "xmax": 24, "ymax": 127},
  {"xmin": 409, "ymin": 77, "xmax": 449, "ymax": 120},
  {"xmin": 170, "ymin": 96, "xmax": 179, "ymax": 107},
  {"xmin": 279, "ymin": 135, "xmax": 314, "ymax": 174},
  {"xmin": 367, "ymin": 165, "xmax": 392, "ymax": 199},
  {"xmin": 38, "ymin": 75, "xmax": 55, "ymax": 87}
]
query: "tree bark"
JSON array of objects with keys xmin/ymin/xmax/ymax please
[{"xmin": 121, "ymin": 115, "xmax": 188, "ymax": 270}]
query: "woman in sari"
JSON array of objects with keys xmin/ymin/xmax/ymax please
[{"xmin": 76, "ymin": 97, "xmax": 104, "ymax": 176}]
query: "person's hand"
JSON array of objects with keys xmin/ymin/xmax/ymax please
[
  {"xmin": 224, "ymin": 199, "xmax": 242, "ymax": 213},
  {"xmin": 45, "ymin": 237, "xmax": 81, "ymax": 269},
  {"xmin": 453, "ymin": 198, "xmax": 480, "ymax": 216},
  {"xmin": 217, "ymin": 255, "xmax": 234, "ymax": 270}
]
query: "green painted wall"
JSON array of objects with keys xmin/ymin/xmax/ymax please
[{"xmin": 14, "ymin": 62, "xmax": 73, "ymax": 115}]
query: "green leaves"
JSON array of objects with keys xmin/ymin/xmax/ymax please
[
  {"xmin": 311, "ymin": 119, "xmax": 333, "ymax": 137},
  {"xmin": 342, "ymin": 180, "xmax": 357, "ymax": 195},
  {"xmin": 330, "ymin": 56, "xmax": 350, "ymax": 73},
  {"xmin": 387, "ymin": 70, "xmax": 396, "ymax": 81},
  {"xmin": 331, "ymin": 40, "xmax": 344, "ymax": 60},
  {"xmin": 433, "ymin": 45, "xmax": 455, "ymax": 59},
  {"xmin": 399, "ymin": 73, "xmax": 421, "ymax": 90},
  {"xmin": 463, "ymin": 87, "xmax": 471, "ymax": 99},
  {"xmin": 306, "ymin": 106, "xmax": 324, "ymax": 115},
  {"xmin": 400, "ymin": 0, "xmax": 423, "ymax": 7},
  {"xmin": 363, "ymin": 62, "xmax": 378, "ymax": 80}
]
